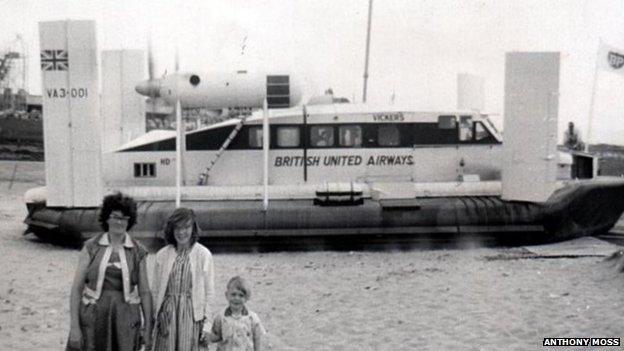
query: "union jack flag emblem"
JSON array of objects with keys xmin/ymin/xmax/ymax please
[{"xmin": 40, "ymin": 50, "xmax": 69, "ymax": 71}]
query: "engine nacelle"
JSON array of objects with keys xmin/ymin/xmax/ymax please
[{"xmin": 135, "ymin": 70, "xmax": 302, "ymax": 109}]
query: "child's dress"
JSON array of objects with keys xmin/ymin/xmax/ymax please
[
  {"xmin": 154, "ymin": 248, "xmax": 203, "ymax": 351},
  {"xmin": 211, "ymin": 306, "xmax": 266, "ymax": 351}
]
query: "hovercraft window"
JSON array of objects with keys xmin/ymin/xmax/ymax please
[
  {"xmin": 438, "ymin": 116, "xmax": 457, "ymax": 129},
  {"xmin": 310, "ymin": 126, "xmax": 334, "ymax": 147},
  {"xmin": 248, "ymin": 126, "xmax": 263, "ymax": 148},
  {"xmin": 378, "ymin": 125, "xmax": 400, "ymax": 146},
  {"xmin": 459, "ymin": 115, "xmax": 473, "ymax": 141},
  {"xmin": 134, "ymin": 163, "xmax": 156, "ymax": 178},
  {"xmin": 474, "ymin": 121, "xmax": 491, "ymax": 141},
  {"xmin": 438, "ymin": 115, "xmax": 457, "ymax": 129},
  {"xmin": 339, "ymin": 125, "xmax": 362, "ymax": 147},
  {"xmin": 277, "ymin": 126, "xmax": 300, "ymax": 147}
]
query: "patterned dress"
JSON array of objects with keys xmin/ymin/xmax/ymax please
[{"xmin": 154, "ymin": 248, "xmax": 204, "ymax": 351}]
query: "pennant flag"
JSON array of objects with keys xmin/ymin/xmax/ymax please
[
  {"xmin": 40, "ymin": 50, "xmax": 69, "ymax": 71},
  {"xmin": 597, "ymin": 41, "xmax": 624, "ymax": 75}
]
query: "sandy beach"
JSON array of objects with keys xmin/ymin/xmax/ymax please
[{"xmin": 1, "ymin": 161, "xmax": 623, "ymax": 350}]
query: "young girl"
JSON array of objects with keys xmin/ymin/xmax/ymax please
[
  {"xmin": 152, "ymin": 208, "xmax": 215, "ymax": 351},
  {"xmin": 203, "ymin": 276, "xmax": 265, "ymax": 351}
]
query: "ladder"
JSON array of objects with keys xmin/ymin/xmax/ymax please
[{"xmin": 197, "ymin": 114, "xmax": 250, "ymax": 185}]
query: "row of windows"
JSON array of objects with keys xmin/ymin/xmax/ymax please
[
  {"xmin": 125, "ymin": 116, "xmax": 499, "ymax": 152},
  {"xmin": 247, "ymin": 119, "xmax": 495, "ymax": 149},
  {"xmin": 134, "ymin": 163, "xmax": 155, "ymax": 177},
  {"xmin": 248, "ymin": 124, "xmax": 404, "ymax": 148}
]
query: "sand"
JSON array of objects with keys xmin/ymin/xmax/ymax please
[{"xmin": 1, "ymin": 160, "xmax": 623, "ymax": 350}]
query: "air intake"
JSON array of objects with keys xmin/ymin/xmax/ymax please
[{"xmin": 266, "ymin": 75, "xmax": 290, "ymax": 108}]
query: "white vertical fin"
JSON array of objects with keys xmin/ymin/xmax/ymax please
[
  {"xmin": 457, "ymin": 73, "xmax": 484, "ymax": 111},
  {"xmin": 101, "ymin": 50, "xmax": 146, "ymax": 152},
  {"xmin": 175, "ymin": 99, "xmax": 182, "ymax": 208},
  {"xmin": 39, "ymin": 20, "xmax": 101, "ymax": 207},
  {"xmin": 502, "ymin": 52, "xmax": 560, "ymax": 202},
  {"xmin": 262, "ymin": 98, "xmax": 270, "ymax": 211}
]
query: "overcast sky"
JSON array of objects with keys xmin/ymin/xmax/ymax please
[{"xmin": 1, "ymin": 0, "xmax": 623, "ymax": 144}]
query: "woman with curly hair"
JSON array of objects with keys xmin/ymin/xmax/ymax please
[
  {"xmin": 152, "ymin": 207, "xmax": 215, "ymax": 351},
  {"xmin": 67, "ymin": 192, "xmax": 152, "ymax": 351}
]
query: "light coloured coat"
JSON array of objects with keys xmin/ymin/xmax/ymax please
[{"xmin": 152, "ymin": 243, "xmax": 215, "ymax": 331}]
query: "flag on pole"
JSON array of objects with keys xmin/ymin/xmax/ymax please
[{"xmin": 597, "ymin": 40, "xmax": 624, "ymax": 75}]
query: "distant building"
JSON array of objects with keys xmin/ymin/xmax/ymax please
[
  {"xmin": 589, "ymin": 144, "xmax": 624, "ymax": 177},
  {"xmin": 0, "ymin": 88, "xmax": 41, "ymax": 114},
  {"xmin": 26, "ymin": 94, "xmax": 42, "ymax": 112}
]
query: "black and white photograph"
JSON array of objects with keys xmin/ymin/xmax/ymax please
[{"xmin": 1, "ymin": 0, "xmax": 624, "ymax": 349}]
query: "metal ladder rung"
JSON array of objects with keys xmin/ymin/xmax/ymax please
[{"xmin": 197, "ymin": 115, "xmax": 249, "ymax": 185}]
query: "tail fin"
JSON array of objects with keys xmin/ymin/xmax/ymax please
[
  {"xmin": 502, "ymin": 52, "xmax": 560, "ymax": 202},
  {"xmin": 39, "ymin": 20, "xmax": 101, "ymax": 207},
  {"xmin": 101, "ymin": 50, "xmax": 146, "ymax": 152}
]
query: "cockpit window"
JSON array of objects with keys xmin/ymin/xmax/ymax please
[
  {"xmin": 474, "ymin": 122, "xmax": 491, "ymax": 141},
  {"xmin": 459, "ymin": 115, "xmax": 473, "ymax": 141},
  {"xmin": 438, "ymin": 115, "xmax": 457, "ymax": 129},
  {"xmin": 339, "ymin": 126, "xmax": 362, "ymax": 147}
]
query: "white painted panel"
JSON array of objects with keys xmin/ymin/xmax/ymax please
[
  {"xmin": 202, "ymin": 151, "xmax": 263, "ymax": 185},
  {"xmin": 121, "ymin": 50, "xmax": 146, "ymax": 142},
  {"xmin": 67, "ymin": 21, "xmax": 101, "ymax": 207},
  {"xmin": 103, "ymin": 143, "xmax": 504, "ymax": 188},
  {"xmin": 457, "ymin": 73, "xmax": 484, "ymax": 111},
  {"xmin": 457, "ymin": 145, "xmax": 503, "ymax": 181},
  {"xmin": 39, "ymin": 21, "xmax": 73, "ymax": 206},
  {"xmin": 502, "ymin": 52, "xmax": 559, "ymax": 202},
  {"xmin": 39, "ymin": 20, "xmax": 101, "ymax": 207},
  {"xmin": 413, "ymin": 147, "xmax": 458, "ymax": 182},
  {"xmin": 269, "ymin": 149, "xmax": 304, "ymax": 185},
  {"xmin": 101, "ymin": 51, "xmax": 123, "ymax": 152},
  {"xmin": 102, "ymin": 50, "xmax": 145, "ymax": 152},
  {"xmin": 102, "ymin": 152, "xmax": 169, "ymax": 188}
]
